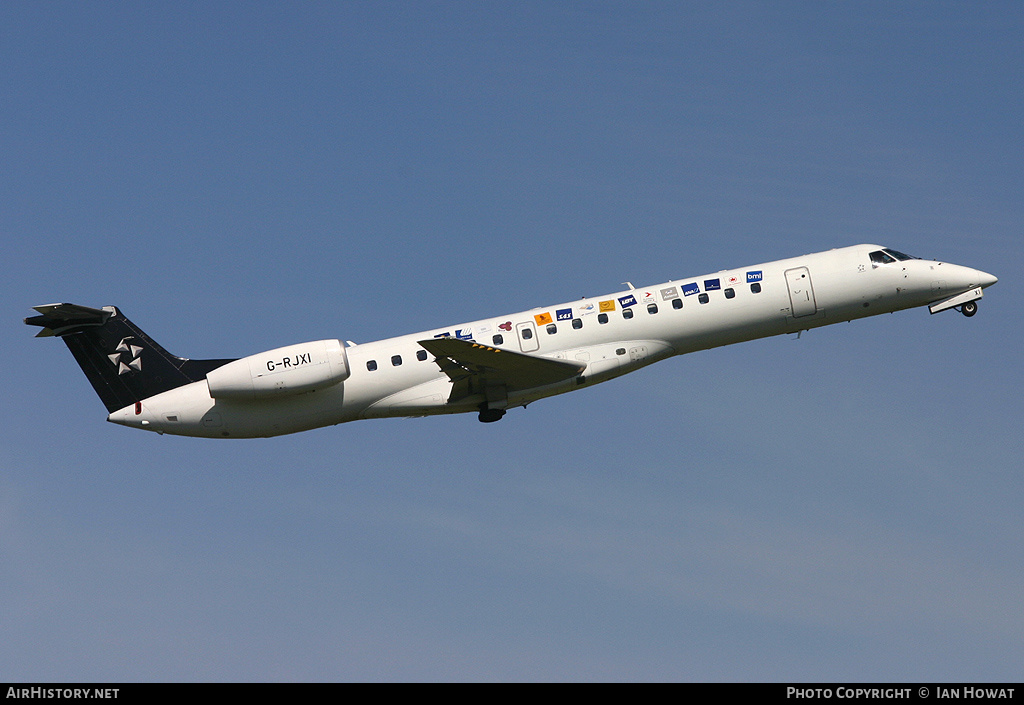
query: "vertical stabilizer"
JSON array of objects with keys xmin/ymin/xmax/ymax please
[{"xmin": 25, "ymin": 303, "xmax": 235, "ymax": 413}]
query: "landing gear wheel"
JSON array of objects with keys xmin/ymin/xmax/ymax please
[
  {"xmin": 478, "ymin": 407, "xmax": 506, "ymax": 423},
  {"xmin": 961, "ymin": 301, "xmax": 978, "ymax": 317}
]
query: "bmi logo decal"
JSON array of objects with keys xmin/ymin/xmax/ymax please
[{"xmin": 108, "ymin": 337, "xmax": 142, "ymax": 375}]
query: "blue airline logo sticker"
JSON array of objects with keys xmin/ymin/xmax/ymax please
[
  {"xmin": 704, "ymin": 278, "xmax": 721, "ymax": 291},
  {"xmin": 435, "ymin": 329, "xmax": 474, "ymax": 340},
  {"xmin": 747, "ymin": 270, "xmax": 763, "ymax": 282},
  {"xmin": 556, "ymin": 308, "xmax": 574, "ymax": 321},
  {"xmin": 682, "ymin": 283, "xmax": 700, "ymax": 297},
  {"xmin": 618, "ymin": 294, "xmax": 637, "ymax": 308}
]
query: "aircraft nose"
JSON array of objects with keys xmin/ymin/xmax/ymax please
[{"xmin": 975, "ymin": 269, "xmax": 998, "ymax": 289}]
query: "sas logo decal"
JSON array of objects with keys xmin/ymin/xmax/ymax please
[
  {"xmin": 660, "ymin": 286, "xmax": 679, "ymax": 300},
  {"xmin": 682, "ymin": 283, "xmax": 700, "ymax": 297},
  {"xmin": 555, "ymin": 308, "xmax": 573, "ymax": 321},
  {"xmin": 599, "ymin": 299, "xmax": 616, "ymax": 312},
  {"xmin": 704, "ymin": 278, "xmax": 721, "ymax": 291},
  {"xmin": 108, "ymin": 337, "xmax": 142, "ymax": 375},
  {"xmin": 498, "ymin": 321, "xmax": 512, "ymax": 331},
  {"xmin": 618, "ymin": 294, "xmax": 637, "ymax": 308},
  {"xmin": 747, "ymin": 270, "xmax": 763, "ymax": 282},
  {"xmin": 534, "ymin": 312, "xmax": 553, "ymax": 326}
]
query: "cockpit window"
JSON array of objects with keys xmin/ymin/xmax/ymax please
[
  {"xmin": 871, "ymin": 248, "xmax": 918, "ymax": 267},
  {"xmin": 883, "ymin": 248, "xmax": 917, "ymax": 261}
]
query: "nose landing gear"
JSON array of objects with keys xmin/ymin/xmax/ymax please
[{"xmin": 928, "ymin": 288, "xmax": 984, "ymax": 316}]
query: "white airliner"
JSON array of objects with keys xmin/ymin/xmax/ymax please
[{"xmin": 27, "ymin": 244, "xmax": 996, "ymax": 438}]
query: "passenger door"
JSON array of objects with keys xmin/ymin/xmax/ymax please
[{"xmin": 785, "ymin": 267, "xmax": 817, "ymax": 317}]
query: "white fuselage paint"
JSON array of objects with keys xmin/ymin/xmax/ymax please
[{"xmin": 107, "ymin": 245, "xmax": 997, "ymax": 438}]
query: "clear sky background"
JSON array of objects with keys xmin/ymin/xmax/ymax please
[{"xmin": 3, "ymin": 2, "xmax": 1022, "ymax": 682}]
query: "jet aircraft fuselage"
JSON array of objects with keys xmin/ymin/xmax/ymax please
[{"xmin": 27, "ymin": 244, "xmax": 997, "ymax": 438}]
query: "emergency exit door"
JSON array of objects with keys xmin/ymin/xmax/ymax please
[{"xmin": 516, "ymin": 321, "xmax": 540, "ymax": 352}]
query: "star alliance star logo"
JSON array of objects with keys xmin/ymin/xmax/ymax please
[{"xmin": 108, "ymin": 337, "xmax": 142, "ymax": 375}]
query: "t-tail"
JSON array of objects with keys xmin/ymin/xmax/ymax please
[{"xmin": 25, "ymin": 303, "xmax": 235, "ymax": 413}]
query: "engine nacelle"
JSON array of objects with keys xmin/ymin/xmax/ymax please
[{"xmin": 206, "ymin": 339, "xmax": 350, "ymax": 400}]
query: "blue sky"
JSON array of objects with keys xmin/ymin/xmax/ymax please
[{"xmin": 3, "ymin": 2, "xmax": 1022, "ymax": 681}]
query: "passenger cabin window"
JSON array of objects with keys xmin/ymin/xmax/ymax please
[
  {"xmin": 724, "ymin": 288, "xmax": 735, "ymax": 299},
  {"xmin": 622, "ymin": 308, "xmax": 634, "ymax": 319},
  {"xmin": 598, "ymin": 313, "xmax": 609, "ymax": 324},
  {"xmin": 672, "ymin": 298, "xmax": 683, "ymax": 309},
  {"xmin": 416, "ymin": 349, "xmax": 428, "ymax": 361},
  {"xmin": 366, "ymin": 360, "xmax": 377, "ymax": 371},
  {"xmin": 391, "ymin": 355, "xmax": 402, "ymax": 366},
  {"xmin": 698, "ymin": 293, "xmax": 709, "ymax": 304},
  {"xmin": 647, "ymin": 303, "xmax": 658, "ymax": 314},
  {"xmin": 572, "ymin": 318, "xmax": 583, "ymax": 329},
  {"xmin": 750, "ymin": 282, "xmax": 761, "ymax": 294},
  {"xmin": 521, "ymin": 328, "xmax": 533, "ymax": 340},
  {"xmin": 492, "ymin": 334, "xmax": 504, "ymax": 345},
  {"xmin": 546, "ymin": 323, "xmax": 557, "ymax": 335}
]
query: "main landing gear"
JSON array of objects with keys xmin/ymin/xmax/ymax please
[
  {"xmin": 478, "ymin": 406, "xmax": 506, "ymax": 423},
  {"xmin": 960, "ymin": 301, "xmax": 978, "ymax": 317}
]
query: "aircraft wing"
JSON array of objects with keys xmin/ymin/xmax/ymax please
[{"xmin": 417, "ymin": 337, "xmax": 586, "ymax": 400}]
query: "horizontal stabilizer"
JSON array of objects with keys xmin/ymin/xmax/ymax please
[
  {"xmin": 25, "ymin": 303, "xmax": 112, "ymax": 337},
  {"xmin": 418, "ymin": 337, "xmax": 586, "ymax": 392}
]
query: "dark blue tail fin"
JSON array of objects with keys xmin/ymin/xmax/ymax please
[{"xmin": 25, "ymin": 303, "xmax": 235, "ymax": 413}]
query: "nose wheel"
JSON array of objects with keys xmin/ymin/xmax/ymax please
[{"xmin": 961, "ymin": 301, "xmax": 978, "ymax": 317}]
